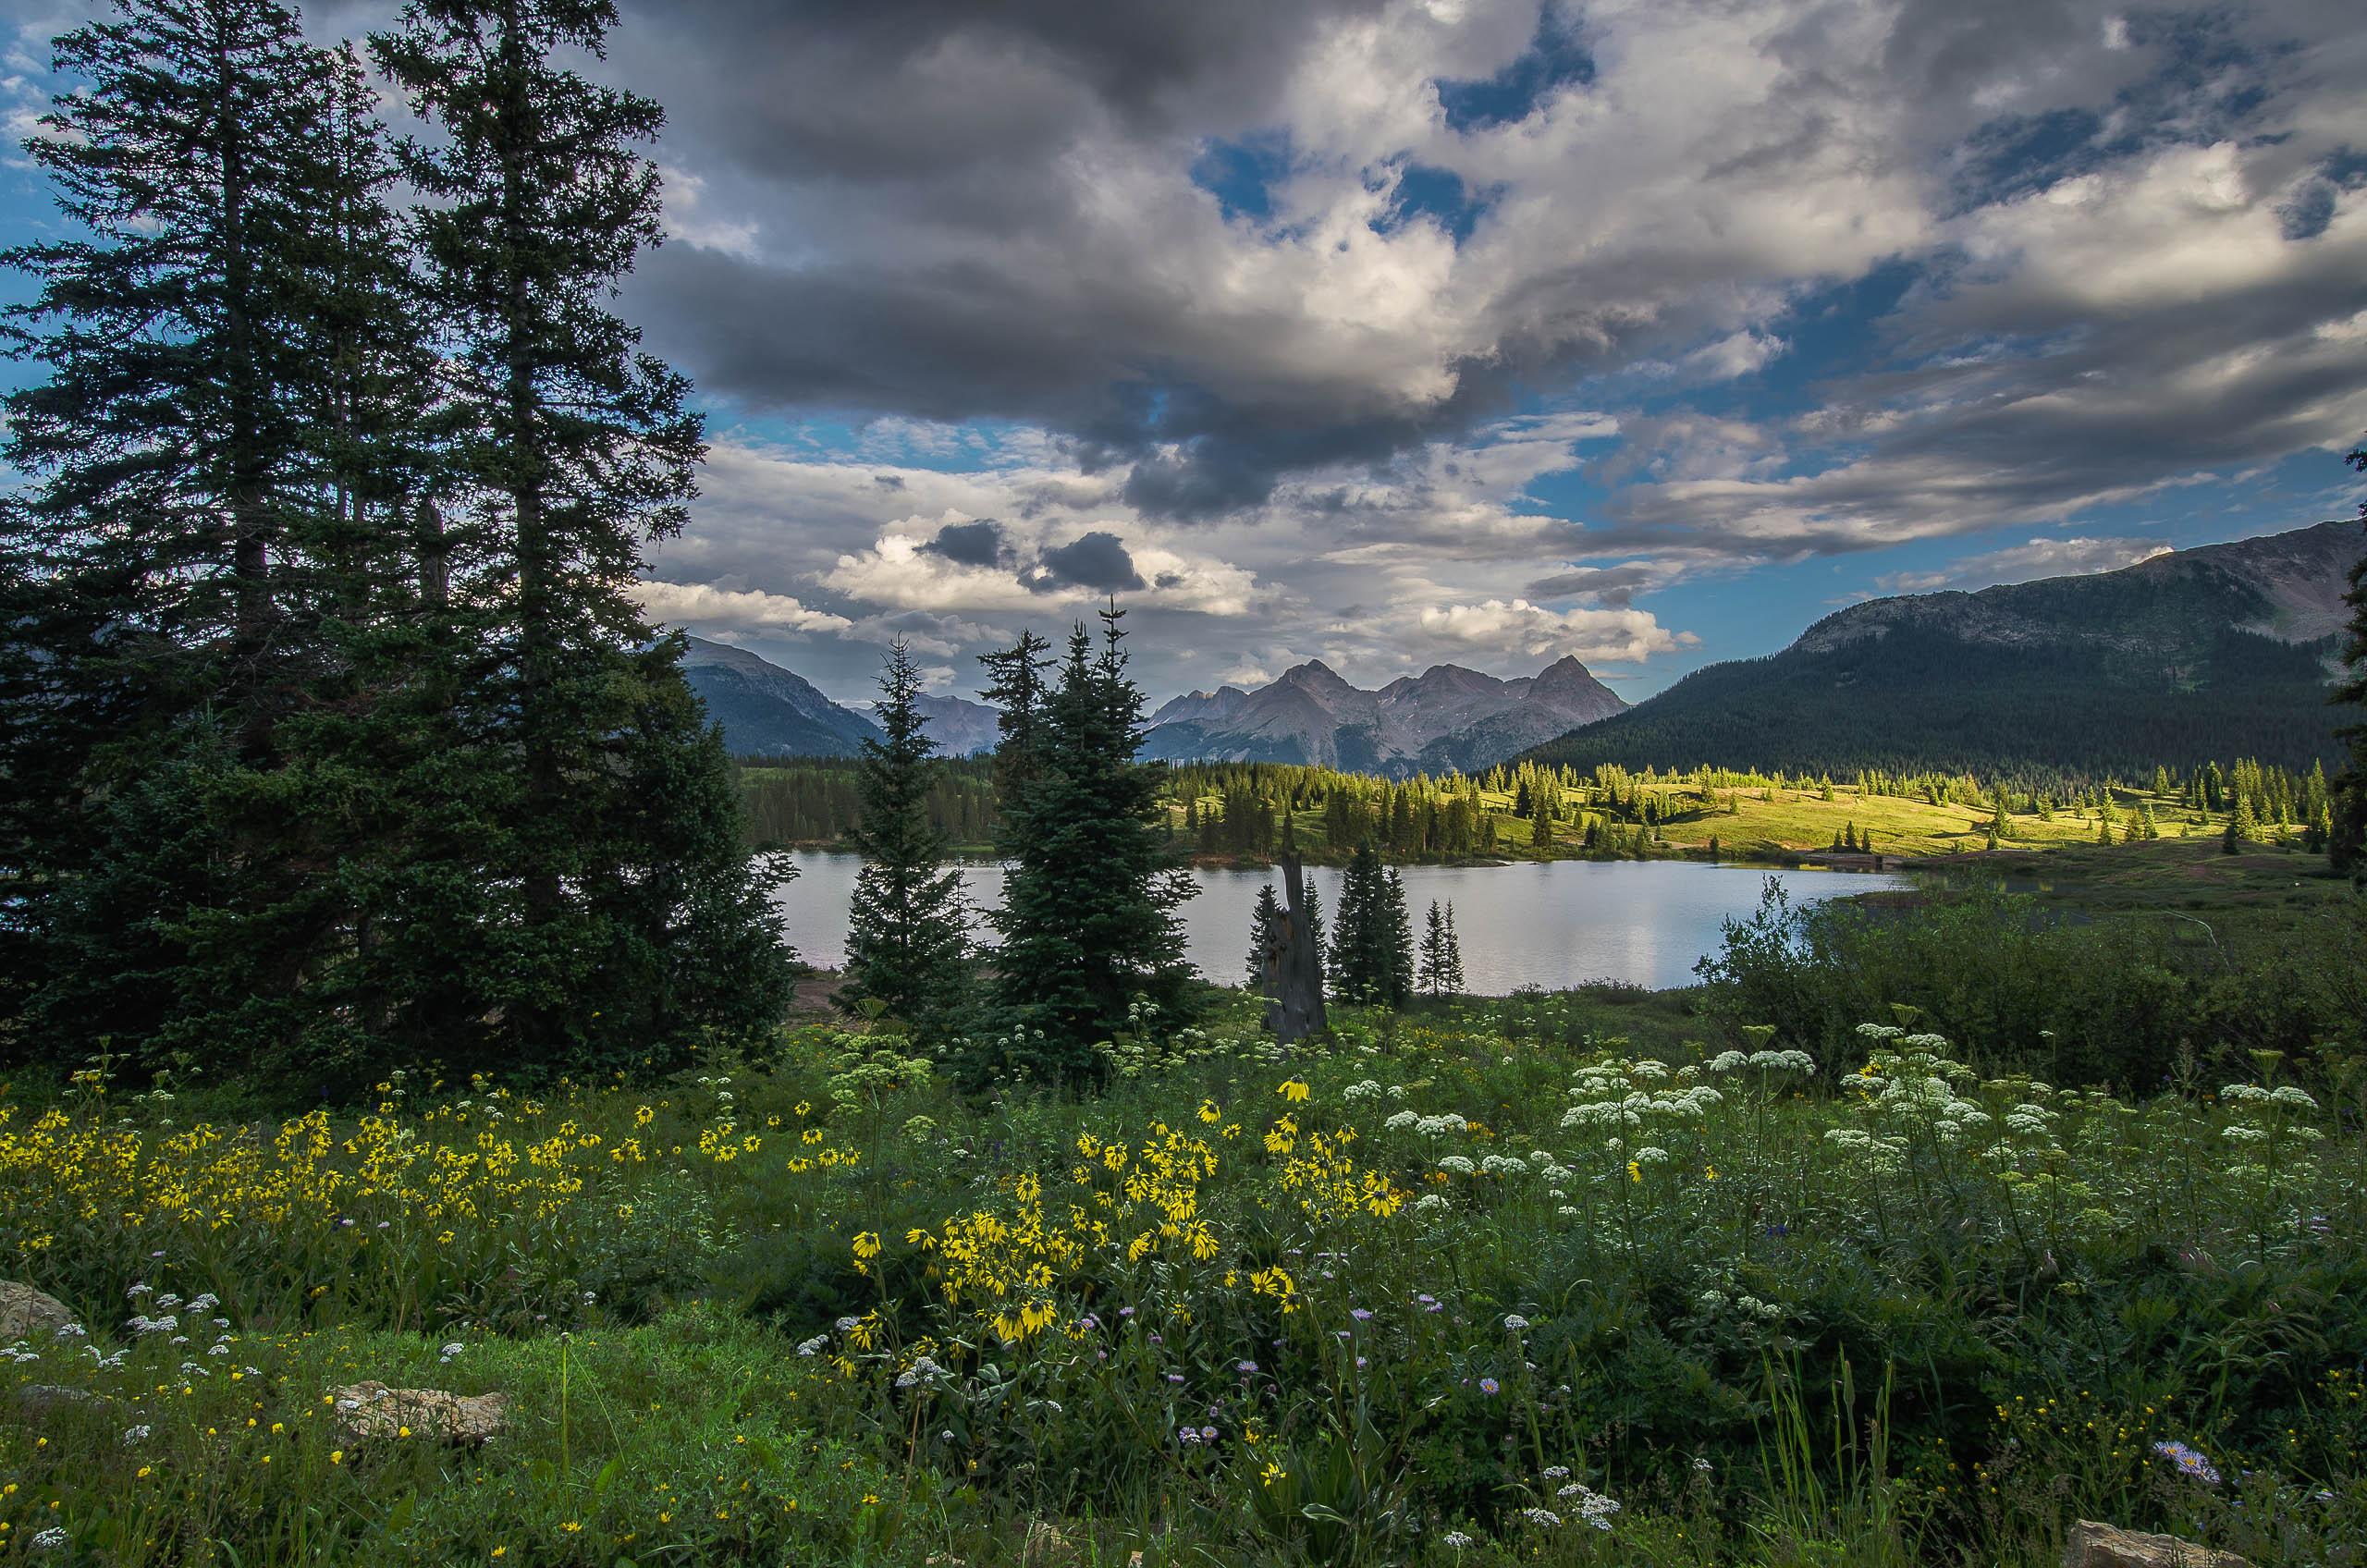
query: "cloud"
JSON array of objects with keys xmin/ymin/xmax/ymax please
[
  {"xmin": 629, "ymin": 580, "xmax": 852, "ymax": 635},
  {"xmin": 1873, "ymin": 534, "xmax": 2173, "ymax": 594},
  {"xmin": 1411, "ymin": 599, "xmax": 1698, "ymax": 665},
  {"xmin": 1025, "ymin": 531, "xmax": 1148, "ymax": 594},
  {"xmin": 918, "ymin": 518, "xmax": 1013, "ymax": 568}
]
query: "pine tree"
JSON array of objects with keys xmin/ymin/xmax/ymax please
[
  {"xmin": 371, "ymin": 0, "xmax": 789, "ymax": 1075},
  {"xmin": 1329, "ymin": 843, "xmax": 1397, "ymax": 1006},
  {"xmin": 1441, "ymin": 901, "xmax": 1466, "ymax": 993},
  {"xmin": 979, "ymin": 629, "xmax": 1054, "ymax": 830},
  {"xmin": 1418, "ymin": 900, "xmax": 1451, "ymax": 997},
  {"xmin": 1247, "ymin": 883, "xmax": 1284, "ymax": 988},
  {"xmin": 840, "ymin": 641, "xmax": 970, "ymax": 1037},
  {"xmin": 2331, "ymin": 455, "xmax": 2367, "ymax": 878},
  {"xmin": 0, "ymin": 1, "xmax": 436, "ymax": 1074},
  {"xmin": 987, "ymin": 609, "xmax": 1194, "ymax": 1084},
  {"xmin": 1381, "ymin": 870, "xmax": 1416, "ymax": 1007},
  {"xmin": 1301, "ymin": 881, "xmax": 1329, "ymax": 996}
]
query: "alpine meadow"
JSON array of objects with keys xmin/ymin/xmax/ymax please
[{"xmin": 5, "ymin": 4, "xmax": 2367, "ymax": 1568}]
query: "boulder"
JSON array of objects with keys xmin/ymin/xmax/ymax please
[
  {"xmin": 0, "ymin": 1281, "xmax": 76, "ymax": 1343},
  {"xmin": 2065, "ymin": 1521, "xmax": 2250, "ymax": 1568},
  {"xmin": 328, "ymin": 1382, "xmax": 508, "ymax": 1445}
]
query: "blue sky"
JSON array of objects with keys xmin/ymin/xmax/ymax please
[{"xmin": 5, "ymin": 0, "xmax": 2363, "ymax": 705}]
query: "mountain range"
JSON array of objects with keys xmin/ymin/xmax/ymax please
[
  {"xmin": 1138, "ymin": 655, "xmax": 1626, "ymax": 777},
  {"xmin": 680, "ymin": 519, "xmax": 2362, "ymax": 780},
  {"xmin": 681, "ymin": 636, "xmax": 999, "ymax": 758},
  {"xmin": 1524, "ymin": 520, "xmax": 2365, "ymax": 780}
]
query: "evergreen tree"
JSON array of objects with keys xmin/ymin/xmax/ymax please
[
  {"xmin": 839, "ymin": 641, "xmax": 969, "ymax": 1037},
  {"xmin": 987, "ymin": 609, "xmax": 1194, "ymax": 1084},
  {"xmin": 1417, "ymin": 899, "xmax": 1465, "ymax": 997},
  {"xmin": 1381, "ymin": 871, "xmax": 1416, "ymax": 1007},
  {"xmin": 979, "ymin": 629, "xmax": 1053, "ymax": 829},
  {"xmin": 1301, "ymin": 881, "xmax": 1329, "ymax": 996},
  {"xmin": 0, "ymin": 1, "xmax": 434, "ymax": 1074},
  {"xmin": 2332, "ymin": 455, "xmax": 2367, "ymax": 878},
  {"xmin": 1329, "ymin": 843, "xmax": 1392, "ymax": 1004},
  {"xmin": 1247, "ymin": 883, "xmax": 1283, "ymax": 988},
  {"xmin": 372, "ymin": 0, "xmax": 789, "ymax": 1075},
  {"xmin": 1417, "ymin": 900, "xmax": 1448, "ymax": 996}
]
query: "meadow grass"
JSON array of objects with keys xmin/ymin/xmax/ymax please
[
  {"xmin": 1170, "ymin": 781, "xmax": 2203, "ymax": 863},
  {"xmin": 4, "ymin": 997, "xmax": 2363, "ymax": 1566}
]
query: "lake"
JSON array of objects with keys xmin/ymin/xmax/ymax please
[{"xmin": 772, "ymin": 853, "xmax": 1907, "ymax": 994}]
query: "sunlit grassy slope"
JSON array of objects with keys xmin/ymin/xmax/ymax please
[{"xmin": 1167, "ymin": 780, "xmax": 2211, "ymax": 862}]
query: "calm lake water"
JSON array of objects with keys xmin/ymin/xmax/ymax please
[{"xmin": 773, "ymin": 853, "xmax": 1906, "ymax": 994}]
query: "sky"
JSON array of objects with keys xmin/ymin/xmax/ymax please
[{"xmin": 4, "ymin": 0, "xmax": 2365, "ymax": 707}]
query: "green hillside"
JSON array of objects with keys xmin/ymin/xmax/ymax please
[{"xmin": 1527, "ymin": 521, "xmax": 2361, "ymax": 781}]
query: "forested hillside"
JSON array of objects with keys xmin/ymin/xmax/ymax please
[{"xmin": 1529, "ymin": 521, "xmax": 2363, "ymax": 778}]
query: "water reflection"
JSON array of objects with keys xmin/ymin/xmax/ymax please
[{"xmin": 773, "ymin": 853, "xmax": 1904, "ymax": 994}]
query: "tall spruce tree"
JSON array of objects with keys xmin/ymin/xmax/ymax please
[
  {"xmin": 1382, "ymin": 869, "xmax": 1416, "ymax": 1006},
  {"xmin": 1302, "ymin": 880, "xmax": 1329, "ymax": 995},
  {"xmin": 987, "ymin": 609, "xmax": 1194, "ymax": 1084},
  {"xmin": 840, "ymin": 641, "xmax": 970, "ymax": 1035},
  {"xmin": 0, "ymin": 0, "xmax": 418, "ymax": 1074},
  {"xmin": 979, "ymin": 629, "xmax": 1053, "ymax": 836},
  {"xmin": 2332, "ymin": 449, "xmax": 2367, "ymax": 879},
  {"xmin": 372, "ymin": 0, "xmax": 788, "ymax": 1075},
  {"xmin": 1329, "ymin": 843, "xmax": 1411, "ymax": 1007},
  {"xmin": 1417, "ymin": 900, "xmax": 1452, "ymax": 997},
  {"xmin": 1247, "ymin": 883, "xmax": 1284, "ymax": 987},
  {"xmin": 1441, "ymin": 901, "xmax": 1465, "ymax": 993}
]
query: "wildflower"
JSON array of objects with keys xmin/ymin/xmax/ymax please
[
  {"xmin": 1522, "ymin": 1508, "xmax": 1562, "ymax": 1528},
  {"xmin": 1502, "ymin": 1314, "xmax": 1530, "ymax": 1332},
  {"xmin": 31, "ymin": 1526, "xmax": 67, "ymax": 1551},
  {"xmin": 2152, "ymin": 1440, "xmax": 2222, "ymax": 1485},
  {"xmin": 1277, "ymin": 1079, "xmax": 1310, "ymax": 1103},
  {"xmin": 1479, "ymin": 1377, "xmax": 1501, "ymax": 1395},
  {"xmin": 1260, "ymin": 1460, "xmax": 1288, "ymax": 1488},
  {"xmin": 1442, "ymin": 1531, "xmax": 1475, "ymax": 1549}
]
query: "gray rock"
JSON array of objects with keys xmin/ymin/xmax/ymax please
[
  {"xmin": 328, "ymin": 1382, "xmax": 509, "ymax": 1445},
  {"xmin": 0, "ymin": 1281, "xmax": 76, "ymax": 1343},
  {"xmin": 2064, "ymin": 1520, "xmax": 2250, "ymax": 1568}
]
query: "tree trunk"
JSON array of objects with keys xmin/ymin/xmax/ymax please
[{"xmin": 1263, "ymin": 853, "xmax": 1328, "ymax": 1044}]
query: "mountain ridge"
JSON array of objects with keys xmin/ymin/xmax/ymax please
[
  {"xmin": 1523, "ymin": 520, "xmax": 2365, "ymax": 780},
  {"xmin": 1140, "ymin": 654, "xmax": 1626, "ymax": 777}
]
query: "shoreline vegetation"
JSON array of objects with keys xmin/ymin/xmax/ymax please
[{"xmin": 742, "ymin": 752, "xmax": 2340, "ymax": 870}]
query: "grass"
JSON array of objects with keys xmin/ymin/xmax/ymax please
[
  {"xmin": 6, "ymin": 993, "xmax": 2365, "ymax": 1566},
  {"xmin": 1167, "ymin": 781, "xmax": 2211, "ymax": 864}
]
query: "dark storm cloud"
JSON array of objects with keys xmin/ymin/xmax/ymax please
[
  {"xmin": 1026, "ymin": 532, "xmax": 1147, "ymax": 594},
  {"xmin": 616, "ymin": 0, "xmax": 1390, "ymax": 183},
  {"xmin": 1525, "ymin": 565, "xmax": 1659, "ymax": 607},
  {"xmin": 919, "ymin": 519, "xmax": 1012, "ymax": 569}
]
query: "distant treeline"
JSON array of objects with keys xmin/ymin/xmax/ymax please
[
  {"xmin": 739, "ymin": 751, "xmax": 2337, "ymax": 860},
  {"xmin": 741, "ymin": 756, "xmax": 1001, "ymax": 849}
]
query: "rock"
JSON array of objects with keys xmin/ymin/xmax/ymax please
[
  {"xmin": 2065, "ymin": 1520, "xmax": 2250, "ymax": 1568},
  {"xmin": 327, "ymin": 1382, "xmax": 508, "ymax": 1445},
  {"xmin": 0, "ymin": 1281, "xmax": 76, "ymax": 1343}
]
